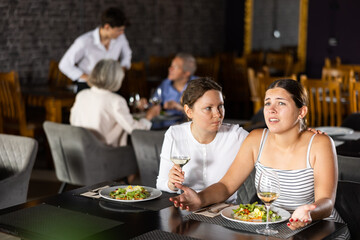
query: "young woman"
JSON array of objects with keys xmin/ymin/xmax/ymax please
[
  {"xmin": 156, "ymin": 78, "xmax": 249, "ymax": 203},
  {"xmin": 170, "ymin": 79, "xmax": 347, "ymax": 234}
]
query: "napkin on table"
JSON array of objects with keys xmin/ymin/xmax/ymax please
[{"xmin": 193, "ymin": 202, "xmax": 232, "ymax": 218}]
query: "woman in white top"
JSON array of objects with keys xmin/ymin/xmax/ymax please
[
  {"xmin": 156, "ymin": 78, "xmax": 249, "ymax": 203},
  {"xmin": 70, "ymin": 59, "xmax": 160, "ymax": 147},
  {"xmin": 169, "ymin": 79, "xmax": 348, "ymax": 235}
]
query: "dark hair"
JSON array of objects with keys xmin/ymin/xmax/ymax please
[
  {"xmin": 101, "ymin": 7, "xmax": 129, "ymax": 27},
  {"xmin": 267, "ymin": 79, "xmax": 308, "ymax": 130},
  {"xmin": 181, "ymin": 77, "xmax": 222, "ymax": 108}
]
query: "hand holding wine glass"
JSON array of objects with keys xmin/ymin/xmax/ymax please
[
  {"xmin": 169, "ymin": 138, "xmax": 190, "ymax": 191},
  {"xmin": 256, "ymin": 170, "xmax": 280, "ymax": 235},
  {"xmin": 149, "ymin": 87, "xmax": 162, "ymax": 105}
]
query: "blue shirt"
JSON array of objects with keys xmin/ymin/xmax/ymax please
[{"xmin": 152, "ymin": 76, "xmax": 198, "ymax": 116}]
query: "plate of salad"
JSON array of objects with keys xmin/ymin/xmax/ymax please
[
  {"xmin": 99, "ymin": 185, "xmax": 162, "ymax": 202},
  {"xmin": 221, "ymin": 202, "xmax": 290, "ymax": 225}
]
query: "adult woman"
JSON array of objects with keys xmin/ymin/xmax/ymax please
[
  {"xmin": 70, "ymin": 59, "xmax": 160, "ymax": 147},
  {"xmin": 170, "ymin": 79, "xmax": 346, "ymax": 232},
  {"xmin": 156, "ymin": 78, "xmax": 249, "ymax": 203}
]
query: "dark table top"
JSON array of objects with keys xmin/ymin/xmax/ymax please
[{"xmin": 0, "ymin": 182, "xmax": 348, "ymax": 240}]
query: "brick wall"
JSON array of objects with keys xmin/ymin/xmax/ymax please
[{"xmin": 0, "ymin": 0, "xmax": 225, "ymax": 84}]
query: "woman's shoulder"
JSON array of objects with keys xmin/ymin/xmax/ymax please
[{"xmin": 219, "ymin": 123, "xmax": 249, "ymax": 138}]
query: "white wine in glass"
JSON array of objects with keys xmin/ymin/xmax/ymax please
[
  {"xmin": 170, "ymin": 139, "xmax": 190, "ymax": 192},
  {"xmin": 256, "ymin": 170, "xmax": 280, "ymax": 235}
]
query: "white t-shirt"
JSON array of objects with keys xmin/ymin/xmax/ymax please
[
  {"xmin": 156, "ymin": 122, "xmax": 249, "ymax": 203},
  {"xmin": 70, "ymin": 86, "xmax": 151, "ymax": 147},
  {"xmin": 59, "ymin": 27, "xmax": 132, "ymax": 82}
]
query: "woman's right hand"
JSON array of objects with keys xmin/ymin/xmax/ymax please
[
  {"xmin": 169, "ymin": 183, "xmax": 202, "ymax": 211},
  {"xmin": 167, "ymin": 164, "xmax": 184, "ymax": 191}
]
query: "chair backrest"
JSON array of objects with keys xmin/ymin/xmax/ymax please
[
  {"xmin": 43, "ymin": 121, "xmax": 137, "ymax": 186},
  {"xmin": 265, "ymin": 52, "xmax": 294, "ymax": 76},
  {"xmin": 244, "ymin": 51, "xmax": 265, "ymax": 72},
  {"xmin": 195, "ymin": 56, "xmax": 220, "ymax": 82},
  {"xmin": 349, "ymin": 78, "xmax": 360, "ymax": 113},
  {"xmin": 131, "ymin": 129, "xmax": 166, "ymax": 188},
  {"xmin": 247, "ymin": 68, "xmax": 262, "ymax": 114},
  {"xmin": 258, "ymin": 72, "xmax": 297, "ymax": 108},
  {"xmin": 48, "ymin": 60, "xmax": 72, "ymax": 88},
  {"xmin": 301, "ymin": 76, "xmax": 343, "ymax": 127},
  {"xmin": 0, "ymin": 134, "xmax": 37, "ymax": 209},
  {"xmin": 335, "ymin": 180, "xmax": 360, "ymax": 240},
  {"xmin": 148, "ymin": 56, "xmax": 172, "ymax": 80},
  {"xmin": 337, "ymin": 155, "xmax": 360, "ymax": 183},
  {"xmin": 321, "ymin": 67, "xmax": 354, "ymax": 93},
  {"xmin": 0, "ymin": 71, "xmax": 33, "ymax": 137}
]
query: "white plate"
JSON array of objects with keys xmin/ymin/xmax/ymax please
[
  {"xmin": 221, "ymin": 205, "xmax": 290, "ymax": 225},
  {"xmin": 316, "ymin": 126, "xmax": 354, "ymax": 136},
  {"xmin": 99, "ymin": 185, "xmax": 162, "ymax": 202}
]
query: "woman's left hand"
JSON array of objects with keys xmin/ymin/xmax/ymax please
[{"xmin": 287, "ymin": 204, "xmax": 316, "ymax": 230}]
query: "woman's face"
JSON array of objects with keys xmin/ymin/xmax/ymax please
[
  {"xmin": 186, "ymin": 90, "xmax": 225, "ymax": 133},
  {"xmin": 264, "ymin": 87, "xmax": 305, "ymax": 133}
]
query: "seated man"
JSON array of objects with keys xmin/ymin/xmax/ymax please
[
  {"xmin": 151, "ymin": 53, "xmax": 197, "ymax": 117},
  {"xmin": 59, "ymin": 7, "xmax": 132, "ymax": 93}
]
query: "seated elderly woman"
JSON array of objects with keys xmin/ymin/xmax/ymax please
[{"xmin": 70, "ymin": 59, "xmax": 160, "ymax": 147}]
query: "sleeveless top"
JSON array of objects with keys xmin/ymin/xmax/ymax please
[
  {"xmin": 254, "ymin": 129, "xmax": 349, "ymax": 239},
  {"xmin": 255, "ymin": 129, "xmax": 315, "ymax": 211}
]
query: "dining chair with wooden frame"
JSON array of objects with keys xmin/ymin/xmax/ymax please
[
  {"xmin": 321, "ymin": 67, "xmax": 354, "ymax": 93},
  {"xmin": 258, "ymin": 72, "xmax": 297, "ymax": 109},
  {"xmin": 0, "ymin": 71, "xmax": 35, "ymax": 137},
  {"xmin": 265, "ymin": 52, "xmax": 294, "ymax": 77},
  {"xmin": 301, "ymin": 76, "xmax": 343, "ymax": 127},
  {"xmin": 348, "ymin": 78, "xmax": 360, "ymax": 113},
  {"xmin": 247, "ymin": 68, "xmax": 262, "ymax": 114},
  {"xmin": 195, "ymin": 56, "xmax": 220, "ymax": 82},
  {"xmin": 48, "ymin": 60, "xmax": 73, "ymax": 88}
]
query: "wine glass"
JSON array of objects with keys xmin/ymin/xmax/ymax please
[
  {"xmin": 149, "ymin": 87, "xmax": 162, "ymax": 105},
  {"xmin": 256, "ymin": 170, "xmax": 280, "ymax": 235},
  {"xmin": 170, "ymin": 138, "xmax": 190, "ymax": 191},
  {"xmin": 129, "ymin": 93, "xmax": 141, "ymax": 112}
]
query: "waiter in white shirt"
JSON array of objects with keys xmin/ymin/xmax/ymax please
[{"xmin": 59, "ymin": 7, "xmax": 132, "ymax": 93}]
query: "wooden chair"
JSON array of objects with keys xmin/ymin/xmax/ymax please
[
  {"xmin": 301, "ymin": 76, "xmax": 342, "ymax": 127},
  {"xmin": 0, "ymin": 71, "xmax": 36, "ymax": 137},
  {"xmin": 148, "ymin": 55, "xmax": 172, "ymax": 80},
  {"xmin": 48, "ymin": 60, "xmax": 72, "ymax": 88},
  {"xmin": 321, "ymin": 67, "xmax": 354, "ymax": 92},
  {"xmin": 195, "ymin": 56, "xmax": 220, "ymax": 82},
  {"xmin": 247, "ymin": 68, "xmax": 262, "ymax": 114},
  {"xmin": 119, "ymin": 61, "xmax": 148, "ymax": 100},
  {"xmin": 265, "ymin": 52, "xmax": 294, "ymax": 76},
  {"xmin": 258, "ymin": 72, "xmax": 297, "ymax": 108},
  {"xmin": 243, "ymin": 51, "xmax": 265, "ymax": 72},
  {"xmin": 349, "ymin": 78, "xmax": 360, "ymax": 113}
]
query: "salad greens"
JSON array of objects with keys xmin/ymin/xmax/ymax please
[
  {"xmin": 232, "ymin": 202, "xmax": 282, "ymax": 222},
  {"xmin": 109, "ymin": 185, "xmax": 150, "ymax": 200}
]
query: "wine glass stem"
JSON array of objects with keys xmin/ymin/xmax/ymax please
[{"xmin": 265, "ymin": 204, "xmax": 270, "ymax": 230}]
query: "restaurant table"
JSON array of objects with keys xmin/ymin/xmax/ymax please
[
  {"xmin": 21, "ymin": 84, "xmax": 76, "ymax": 123},
  {"xmin": 0, "ymin": 182, "xmax": 348, "ymax": 240}
]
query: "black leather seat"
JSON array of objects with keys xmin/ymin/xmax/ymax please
[{"xmin": 335, "ymin": 180, "xmax": 360, "ymax": 239}]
